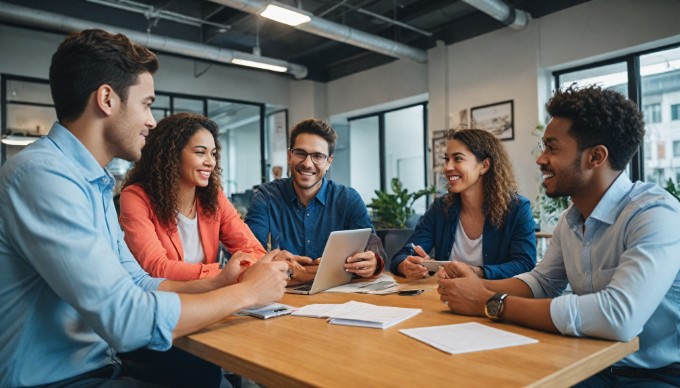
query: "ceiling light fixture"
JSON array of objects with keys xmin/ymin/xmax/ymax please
[
  {"xmin": 230, "ymin": 58, "xmax": 287, "ymax": 72},
  {"xmin": 260, "ymin": 3, "xmax": 311, "ymax": 26}
]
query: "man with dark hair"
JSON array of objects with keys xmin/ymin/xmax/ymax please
[
  {"xmin": 438, "ymin": 85, "xmax": 680, "ymax": 386},
  {"xmin": 0, "ymin": 29, "xmax": 289, "ymax": 387},
  {"xmin": 246, "ymin": 118, "xmax": 386, "ymax": 282}
]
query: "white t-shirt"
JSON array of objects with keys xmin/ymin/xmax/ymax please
[
  {"xmin": 176, "ymin": 212, "xmax": 205, "ymax": 264},
  {"xmin": 448, "ymin": 219, "xmax": 483, "ymax": 266}
]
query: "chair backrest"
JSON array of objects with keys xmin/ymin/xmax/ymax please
[{"xmin": 382, "ymin": 229, "xmax": 414, "ymax": 270}]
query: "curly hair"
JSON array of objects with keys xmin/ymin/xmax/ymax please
[
  {"xmin": 443, "ymin": 129, "xmax": 518, "ymax": 229},
  {"xmin": 289, "ymin": 118, "xmax": 337, "ymax": 155},
  {"xmin": 123, "ymin": 112, "xmax": 223, "ymax": 229},
  {"xmin": 546, "ymin": 84, "xmax": 645, "ymax": 170},
  {"xmin": 50, "ymin": 29, "xmax": 159, "ymax": 122}
]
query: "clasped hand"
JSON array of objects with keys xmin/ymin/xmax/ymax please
[{"xmin": 437, "ymin": 262, "xmax": 494, "ymax": 316}]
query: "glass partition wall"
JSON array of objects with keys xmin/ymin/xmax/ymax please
[{"xmin": 1, "ymin": 75, "xmax": 268, "ymax": 214}]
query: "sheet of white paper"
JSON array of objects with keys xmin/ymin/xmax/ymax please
[
  {"xmin": 330, "ymin": 303, "xmax": 421, "ymax": 329},
  {"xmin": 291, "ymin": 301, "xmax": 367, "ymax": 318},
  {"xmin": 400, "ymin": 322, "xmax": 538, "ymax": 354},
  {"xmin": 325, "ymin": 273, "xmax": 398, "ymax": 294}
]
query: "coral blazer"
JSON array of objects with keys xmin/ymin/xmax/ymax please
[{"xmin": 119, "ymin": 184, "xmax": 266, "ymax": 280}]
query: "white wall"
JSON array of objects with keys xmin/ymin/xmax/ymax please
[{"xmin": 326, "ymin": 58, "xmax": 428, "ymax": 118}]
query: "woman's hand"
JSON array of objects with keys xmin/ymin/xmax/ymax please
[{"xmin": 398, "ymin": 256, "xmax": 429, "ymax": 280}]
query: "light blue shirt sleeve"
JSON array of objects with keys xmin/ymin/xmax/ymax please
[
  {"xmin": 549, "ymin": 203, "xmax": 680, "ymax": 342},
  {"xmin": 516, "ymin": 177, "xmax": 680, "ymax": 369},
  {"xmin": 6, "ymin": 157, "xmax": 179, "ymax": 352}
]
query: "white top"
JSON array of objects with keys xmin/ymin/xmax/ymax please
[
  {"xmin": 449, "ymin": 219, "xmax": 483, "ymax": 266},
  {"xmin": 177, "ymin": 212, "xmax": 205, "ymax": 264}
]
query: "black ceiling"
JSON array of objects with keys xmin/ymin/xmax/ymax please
[{"xmin": 2, "ymin": 0, "xmax": 590, "ymax": 82}]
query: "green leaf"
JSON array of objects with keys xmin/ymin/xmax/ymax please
[{"xmin": 367, "ymin": 178, "xmax": 436, "ymax": 229}]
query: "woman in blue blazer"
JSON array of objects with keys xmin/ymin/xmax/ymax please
[{"xmin": 391, "ymin": 129, "xmax": 536, "ymax": 280}]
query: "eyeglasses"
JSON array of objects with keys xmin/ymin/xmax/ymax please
[{"xmin": 289, "ymin": 148, "xmax": 329, "ymax": 166}]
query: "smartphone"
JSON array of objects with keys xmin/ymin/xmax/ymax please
[
  {"xmin": 421, "ymin": 261, "xmax": 446, "ymax": 273},
  {"xmin": 398, "ymin": 289, "xmax": 424, "ymax": 296}
]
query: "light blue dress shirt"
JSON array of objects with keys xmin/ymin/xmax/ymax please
[
  {"xmin": 0, "ymin": 123, "xmax": 180, "ymax": 386},
  {"xmin": 516, "ymin": 173, "xmax": 680, "ymax": 369}
]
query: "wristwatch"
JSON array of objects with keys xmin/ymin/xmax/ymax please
[{"xmin": 484, "ymin": 293, "xmax": 508, "ymax": 321}]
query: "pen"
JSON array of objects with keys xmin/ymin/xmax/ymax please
[
  {"xmin": 410, "ymin": 242, "xmax": 417, "ymax": 256},
  {"xmin": 273, "ymin": 308, "xmax": 288, "ymax": 313}
]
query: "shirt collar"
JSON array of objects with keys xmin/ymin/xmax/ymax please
[
  {"xmin": 566, "ymin": 172, "xmax": 633, "ymax": 226},
  {"xmin": 47, "ymin": 122, "xmax": 113, "ymax": 184},
  {"xmin": 284, "ymin": 177, "xmax": 329, "ymax": 206}
]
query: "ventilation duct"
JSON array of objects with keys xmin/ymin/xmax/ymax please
[
  {"xmin": 461, "ymin": 0, "xmax": 530, "ymax": 30},
  {"xmin": 0, "ymin": 2, "xmax": 308, "ymax": 79},
  {"xmin": 208, "ymin": 0, "xmax": 428, "ymax": 63}
]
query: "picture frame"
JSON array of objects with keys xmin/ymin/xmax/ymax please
[
  {"xmin": 470, "ymin": 100, "xmax": 514, "ymax": 141},
  {"xmin": 431, "ymin": 133, "xmax": 448, "ymax": 195}
]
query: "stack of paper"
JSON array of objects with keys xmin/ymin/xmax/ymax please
[
  {"xmin": 324, "ymin": 273, "xmax": 398, "ymax": 295},
  {"xmin": 400, "ymin": 322, "xmax": 538, "ymax": 354},
  {"xmin": 292, "ymin": 301, "xmax": 421, "ymax": 329}
]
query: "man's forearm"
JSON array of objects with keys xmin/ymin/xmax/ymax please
[
  {"xmin": 172, "ymin": 283, "xmax": 256, "ymax": 339},
  {"xmin": 158, "ymin": 277, "xmax": 218, "ymax": 294},
  {"xmin": 482, "ymin": 277, "xmax": 534, "ymax": 298},
  {"xmin": 501, "ymin": 296, "xmax": 558, "ymax": 333},
  {"xmin": 481, "ymin": 278, "xmax": 558, "ymax": 333}
]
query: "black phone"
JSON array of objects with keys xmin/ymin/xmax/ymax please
[{"xmin": 397, "ymin": 289, "xmax": 424, "ymax": 296}]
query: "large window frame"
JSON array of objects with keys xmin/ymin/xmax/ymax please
[
  {"xmin": 1, "ymin": 74, "xmax": 271, "ymax": 202},
  {"xmin": 553, "ymin": 42, "xmax": 680, "ymax": 182},
  {"xmin": 347, "ymin": 102, "xmax": 430, "ymax": 210}
]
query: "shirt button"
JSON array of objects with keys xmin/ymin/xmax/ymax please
[{"xmin": 306, "ymin": 213, "xmax": 310, "ymax": 217}]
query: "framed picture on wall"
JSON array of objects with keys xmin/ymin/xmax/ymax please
[
  {"xmin": 470, "ymin": 100, "xmax": 514, "ymax": 141},
  {"xmin": 431, "ymin": 134, "xmax": 448, "ymax": 195}
]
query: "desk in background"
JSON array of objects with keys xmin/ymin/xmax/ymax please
[{"xmin": 176, "ymin": 276, "xmax": 637, "ymax": 387}]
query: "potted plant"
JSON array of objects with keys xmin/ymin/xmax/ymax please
[
  {"xmin": 367, "ymin": 178, "xmax": 434, "ymax": 267},
  {"xmin": 367, "ymin": 178, "xmax": 434, "ymax": 229},
  {"xmin": 664, "ymin": 178, "xmax": 680, "ymax": 202}
]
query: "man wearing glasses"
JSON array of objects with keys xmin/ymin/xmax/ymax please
[{"xmin": 246, "ymin": 118, "xmax": 385, "ymax": 282}]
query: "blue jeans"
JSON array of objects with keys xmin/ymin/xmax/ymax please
[{"xmin": 576, "ymin": 363, "xmax": 680, "ymax": 387}]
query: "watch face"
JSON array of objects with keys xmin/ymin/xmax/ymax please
[{"xmin": 486, "ymin": 299, "xmax": 502, "ymax": 317}]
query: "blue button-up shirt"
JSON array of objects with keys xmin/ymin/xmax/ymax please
[
  {"xmin": 245, "ymin": 177, "xmax": 373, "ymax": 258},
  {"xmin": 517, "ymin": 173, "xmax": 680, "ymax": 369},
  {"xmin": 0, "ymin": 123, "xmax": 180, "ymax": 386}
]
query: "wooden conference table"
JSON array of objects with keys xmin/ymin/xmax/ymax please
[{"xmin": 175, "ymin": 276, "xmax": 638, "ymax": 387}]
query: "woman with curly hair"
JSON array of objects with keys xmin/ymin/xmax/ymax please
[
  {"xmin": 119, "ymin": 112, "xmax": 266, "ymax": 280},
  {"xmin": 390, "ymin": 128, "xmax": 536, "ymax": 280}
]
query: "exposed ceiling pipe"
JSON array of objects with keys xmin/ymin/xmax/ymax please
[
  {"xmin": 461, "ymin": 0, "xmax": 530, "ymax": 30},
  {"xmin": 208, "ymin": 0, "xmax": 428, "ymax": 63},
  {"xmin": 0, "ymin": 2, "xmax": 308, "ymax": 79}
]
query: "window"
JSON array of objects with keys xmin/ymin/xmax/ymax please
[
  {"xmin": 1, "ymin": 75, "xmax": 55, "ymax": 164},
  {"xmin": 644, "ymin": 142, "xmax": 652, "ymax": 160},
  {"xmin": 554, "ymin": 44, "xmax": 680, "ymax": 183},
  {"xmin": 674, "ymin": 140, "xmax": 680, "ymax": 157},
  {"xmin": 672, "ymin": 104, "xmax": 680, "ymax": 121},
  {"xmin": 347, "ymin": 103, "xmax": 429, "ymax": 215},
  {"xmin": 644, "ymin": 103, "xmax": 662, "ymax": 123}
]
